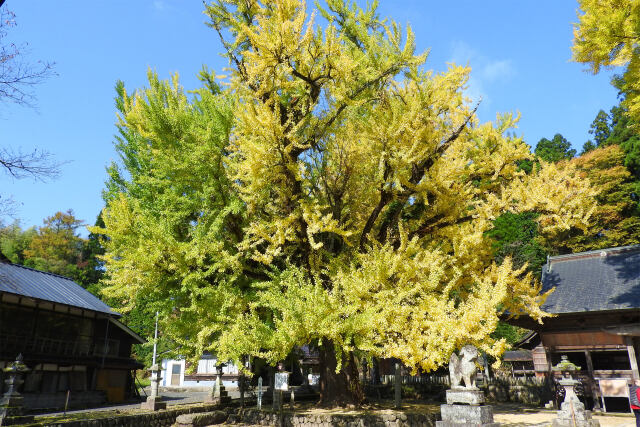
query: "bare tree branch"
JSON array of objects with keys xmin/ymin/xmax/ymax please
[
  {"xmin": 0, "ymin": 8, "xmax": 56, "ymax": 108},
  {"xmin": 0, "ymin": 7, "xmax": 60, "ymax": 217},
  {"xmin": 0, "ymin": 147, "xmax": 61, "ymax": 180}
]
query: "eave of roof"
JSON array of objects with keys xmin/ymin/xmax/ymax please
[
  {"xmin": 0, "ymin": 261, "xmax": 119, "ymax": 316},
  {"xmin": 109, "ymin": 317, "xmax": 145, "ymax": 344}
]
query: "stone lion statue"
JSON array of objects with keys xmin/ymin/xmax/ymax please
[{"xmin": 449, "ymin": 345, "xmax": 479, "ymax": 389}]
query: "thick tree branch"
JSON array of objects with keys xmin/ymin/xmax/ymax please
[
  {"xmin": 408, "ymin": 101, "xmax": 480, "ymax": 187},
  {"xmin": 307, "ymin": 64, "xmax": 402, "ymax": 147},
  {"xmin": 359, "ymin": 162, "xmax": 391, "ymax": 249},
  {"xmin": 413, "ymin": 214, "xmax": 473, "ymax": 239}
]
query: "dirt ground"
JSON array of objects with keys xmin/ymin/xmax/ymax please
[{"xmin": 279, "ymin": 402, "xmax": 637, "ymax": 427}]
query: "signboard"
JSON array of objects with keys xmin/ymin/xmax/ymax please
[
  {"xmin": 308, "ymin": 374, "xmax": 320, "ymax": 386},
  {"xmin": 598, "ymin": 379, "xmax": 629, "ymax": 398},
  {"xmin": 274, "ymin": 372, "xmax": 289, "ymax": 391}
]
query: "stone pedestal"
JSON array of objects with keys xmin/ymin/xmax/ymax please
[
  {"xmin": 141, "ymin": 364, "xmax": 166, "ymax": 411},
  {"xmin": 446, "ymin": 388, "xmax": 485, "ymax": 405},
  {"xmin": 437, "ymin": 404, "xmax": 499, "ymax": 427},
  {"xmin": 140, "ymin": 396, "xmax": 167, "ymax": 411}
]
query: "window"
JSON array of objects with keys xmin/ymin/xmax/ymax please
[
  {"xmin": 197, "ymin": 359, "xmax": 217, "ymax": 374},
  {"xmin": 592, "ymin": 351, "xmax": 631, "ymax": 371}
]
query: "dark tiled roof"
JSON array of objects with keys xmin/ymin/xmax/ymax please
[
  {"xmin": 541, "ymin": 245, "xmax": 640, "ymax": 314},
  {"xmin": 0, "ymin": 261, "xmax": 118, "ymax": 316}
]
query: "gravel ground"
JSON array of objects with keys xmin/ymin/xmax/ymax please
[{"xmin": 492, "ymin": 403, "xmax": 635, "ymax": 426}]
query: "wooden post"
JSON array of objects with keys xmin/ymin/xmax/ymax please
[
  {"xmin": 584, "ymin": 350, "xmax": 601, "ymax": 411},
  {"xmin": 278, "ymin": 390, "xmax": 284, "ymax": 427},
  {"xmin": 240, "ymin": 372, "xmax": 245, "ymax": 409},
  {"xmin": 626, "ymin": 337, "xmax": 640, "ymax": 380},
  {"xmin": 63, "ymin": 390, "xmax": 70, "ymax": 415}
]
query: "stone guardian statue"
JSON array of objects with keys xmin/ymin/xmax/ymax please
[{"xmin": 449, "ymin": 345, "xmax": 479, "ymax": 389}]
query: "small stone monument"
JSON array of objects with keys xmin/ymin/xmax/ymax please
[
  {"xmin": 437, "ymin": 345, "xmax": 498, "ymax": 427},
  {"xmin": 205, "ymin": 363, "xmax": 231, "ymax": 405},
  {"xmin": 551, "ymin": 355, "xmax": 599, "ymax": 427},
  {"xmin": 141, "ymin": 363, "xmax": 167, "ymax": 411},
  {"xmin": 257, "ymin": 376, "xmax": 263, "ymax": 410},
  {"xmin": 0, "ymin": 354, "xmax": 35, "ymax": 426},
  {"xmin": 273, "ymin": 371, "xmax": 289, "ymax": 410}
]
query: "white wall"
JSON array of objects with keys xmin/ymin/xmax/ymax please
[{"xmin": 160, "ymin": 357, "xmax": 239, "ymax": 388}]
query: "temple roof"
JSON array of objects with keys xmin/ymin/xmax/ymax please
[
  {"xmin": 541, "ymin": 245, "xmax": 640, "ymax": 314},
  {"xmin": 0, "ymin": 260, "xmax": 118, "ymax": 316}
]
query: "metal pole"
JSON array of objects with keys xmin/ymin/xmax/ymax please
[{"xmin": 152, "ymin": 311, "xmax": 159, "ymax": 366}]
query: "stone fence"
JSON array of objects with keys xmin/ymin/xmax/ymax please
[
  {"xmin": 34, "ymin": 402, "xmax": 224, "ymax": 427},
  {"xmin": 372, "ymin": 375, "xmax": 553, "ymax": 406},
  {"xmin": 484, "ymin": 376, "xmax": 554, "ymax": 406},
  {"xmin": 33, "ymin": 405, "xmax": 437, "ymax": 427},
  {"xmin": 239, "ymin": 408, "xmax": 436, "ymax": 427}
]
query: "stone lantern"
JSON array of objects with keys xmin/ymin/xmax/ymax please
[
  {"xmin": 205, "ymin": 362, "xmax": 230, "ymax": 405},
  {"xmin": 0, "ymin": 354, "xmax": 34, "ymax": 425},
  {"xmin": 551, "ymin": 355, "xmax": 599, "ymax": 427},
  {"xmin": 141, "ymin": 363, "xmax": 167, "ymax": 411}
]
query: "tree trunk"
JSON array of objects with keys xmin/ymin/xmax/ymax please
[{"xmin": 318, "ymin": 342, "xmax": 364, "ymax": 407}]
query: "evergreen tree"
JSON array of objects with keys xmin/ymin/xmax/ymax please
[
  {"xmin": 534, "ymin": 133, "xmax": 576, "ymax": 162},
  {"xmin": 607, "ymin": 105, "xmax": 640, "ymax": 177},
  {"xmin": 486, "ymin": 212, "xmax": 546, "ymax": 275},
  {"xmin": 588, "ymin": 109, "xmax": 611, "ymax": 147},
  {"xmin": 582, "ymin": 140, "xmax": 597, "ymax": 154}
]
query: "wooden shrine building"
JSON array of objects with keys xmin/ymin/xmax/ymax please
[
  {"xmin": 510, "ymin": 245, "xmax": 640, "ymax": 411},
  {"xmin": 0, "ymin": 258, "xmax": 144, "ymax": 410}
]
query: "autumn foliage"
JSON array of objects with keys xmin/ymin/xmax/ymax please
[{"xmin": 95, "ymin": 0, "xmax": 595, "ymax": 404}]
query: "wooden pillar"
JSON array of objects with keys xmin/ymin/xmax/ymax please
[
  {"xmin": 626, "ymin": 337, "xmax": 639, "ymax": 380},
  {"xmin": 584, "ymin": 350, "xmax": 601, "ymax": 411}
]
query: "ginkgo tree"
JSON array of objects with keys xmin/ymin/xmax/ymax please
[
  {"xmin": 572, "ymin": 0, "xmax": 640, "ymax": 124},
  {"xmin": 96, "ymin": 0, "xmax": 595, "ymax": 405}
]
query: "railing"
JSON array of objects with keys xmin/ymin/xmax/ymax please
[
  {"xmin": 93, "ymin": 338, "xmax": 120, "ymax": 357},
  {"xmin": 0, "ymin": 333, "xmax": 119, "ymax": 358}
]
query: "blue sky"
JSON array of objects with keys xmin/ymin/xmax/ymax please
[{"xmin": 1, "ymin": 1, "xmax": 619, "ymax": 232}]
